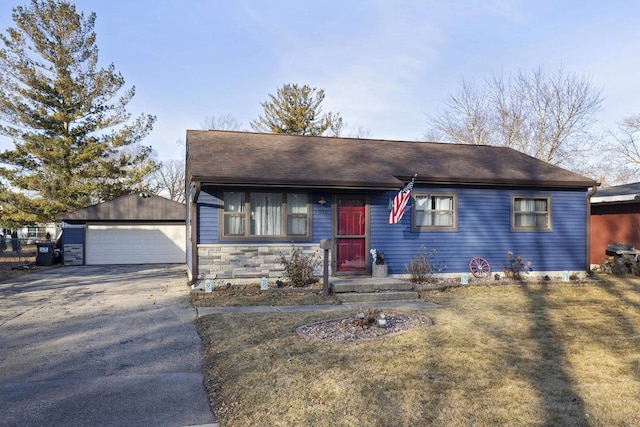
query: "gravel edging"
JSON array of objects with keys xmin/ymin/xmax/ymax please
[{"xmin": 296, "ymin": 311, "xmax": 433, "ymax": 342}]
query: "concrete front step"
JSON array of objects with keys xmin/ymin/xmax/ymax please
[
  {"xmin": 336, "ymin": 291, "xmax": 419, "ymax": 303},
  {"xmin": 332, "ymin": 278, "xmax": 413, "ymax": 294}
]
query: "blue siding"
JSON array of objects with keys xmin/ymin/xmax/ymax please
[
  {"xmin": 62, "ymin": 226, "xmax": 84, "ymax": 245},
  {"xmin": 195, "ymin": 186, "xmax": 588, "ymax": 275},
  {"xmin": 198, "ymin": 191, "xmax": 221, "ymax": 244},
  {"xmin": 371, "ymin": 186, "xmax": 588, "ymax": 275},
  {"xmin": 311, "ymin": 192, "xmax": 332, "ymax": 242}
]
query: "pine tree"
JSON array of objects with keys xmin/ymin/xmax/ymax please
[
  {"xmin": 251, "ymin": 83, "xmax": 342, "ymax": 136},
  {"xmin": 0, "ymin": 0, "xmax": 157, "ymax": 226}
]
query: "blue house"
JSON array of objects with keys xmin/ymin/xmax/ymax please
[{"xmin": 186, "ymin": 130, "xmax": 597, "ymax": 283}]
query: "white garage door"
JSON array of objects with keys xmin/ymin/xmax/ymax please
[{"xmin": 86, "ymin": 224, "xmax": 185, "ymax": 265}]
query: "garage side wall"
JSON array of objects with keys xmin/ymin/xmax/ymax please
[
  {"xmin": 61, "ymin": 222, "xmax": 85, "ymax": 265},
  {"xmin": 590, "ymin": 203, "xmax": 640, "ymax": 265}
]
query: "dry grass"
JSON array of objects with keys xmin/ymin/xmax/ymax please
[
  {"xmin": 197, "ymin": 276, "xmax": 640, "ymax": 426},
  {"xmin": 0, "ymin": 244, "xmax": 60, "ymax": 282}
]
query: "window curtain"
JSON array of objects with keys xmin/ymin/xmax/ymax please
[
  {"xmin": 416, "ymin": 195, "xmax": 452, "ymax": 226},
  {"xmin": 415, "ymin": 196, "xmax": 430, "ymax": 226},
  {"xmin": 515, "ymin": 198, "xmax": 547, "ymax": 227},
  {"xmin": 251, "ymin": 193, "xmax": 282, "ymax": 235},
  {"xmin": 287, "ymin": 193, "xmax": 307, "ymax": 235},
  {"xmin": 224, "ymin": 192, "xmax": 245, "ymax": 235},
  {"xmin": 433, "ymin": 196, "xmax": 453, "ymax": 226}
]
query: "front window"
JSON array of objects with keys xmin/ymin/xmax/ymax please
[
  {"xmin": 250, "ymin": 193, "xmax": 282, "ymax": 235},
  {"xmin": 223, "ymin": 192, "xmax": 246, "ymax": 235},
  {"xmin": 287, "ymin": 193, "xmax": 308, "ymax": 235},
  {"xmin": 512, "ymin": 196, "xmax": 551, "ymax": 230},
  {"xmin": 222, "ymin": 192, "xmax": 309, "ymax": 239},
  {"xmin": 413, "ymin": 193, "xmax": 456, "ymax": 230}
]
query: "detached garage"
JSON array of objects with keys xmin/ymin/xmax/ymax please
[{"xmin": 58, "ymin": 193, "xmax": 186, "ymax": 265}]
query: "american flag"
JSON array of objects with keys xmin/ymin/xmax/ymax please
[{"xmin": 388, "ymin": 176, "xmax": 416, "ymax": 224}]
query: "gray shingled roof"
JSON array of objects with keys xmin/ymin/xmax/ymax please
[
  {"xmin": 591, "ymin": 181, "xmax": 640, "ymax": 204},
  {"xmin": 186, "ymin": 130, "xmax": 596, "ymax": 189},
  {"xmin": 58, "ymin": 193, "xmax": 185, "ymax": 222},
  {"xmin": 594, "ymin": 182, "xmax": 640, "ymax": 197}
]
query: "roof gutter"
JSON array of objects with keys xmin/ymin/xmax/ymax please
[
  {"xmin": 192, "ymin": 176, "xmax": 597, "ymax": 190},
  {"xmin": 189, "ymin": 182, "xmax": 201, "ymax": 284},
  {"xmin": 586, "ymin": 184, "xmax": 599, "ymax": 274},
  {"xmin": 591, "ymin": 193, "xmax": 640, "ymax": 204}
]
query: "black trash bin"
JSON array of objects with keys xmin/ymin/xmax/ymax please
[{"xmin": 36, "ymin": 242, "xmax": 55, "ymax": 266}]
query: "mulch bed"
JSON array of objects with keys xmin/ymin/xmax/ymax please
[{"xmin": 296, "ymin": 311, "xmax": 433, "ymax": 342}]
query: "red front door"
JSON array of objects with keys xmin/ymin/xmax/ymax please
[{"xmin": 336, "ymin": 198, "xmax": 367, "ymax": 273}]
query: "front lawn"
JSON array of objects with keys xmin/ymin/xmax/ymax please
[{"xmin": 197, "ymin": 276, "xmax": 640, "ymax": 426}]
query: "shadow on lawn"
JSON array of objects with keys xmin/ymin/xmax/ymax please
[
  {"xmin": 600, "ymin": 276, "xmax": 640, "ymax": 310},
  {"xmin": 595, "ymin": 276, "xmax": 640, "ymax": 382},
  {"xmin": 516, "ymin": 283, "xmax": 589, "ymax": 426},
  {"xmin": 357, "ymin": 343, "xmax": 448, "ymax": 424}
]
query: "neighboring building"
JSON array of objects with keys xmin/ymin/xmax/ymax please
[
  {"xmin": 1, "ymin": 225, "xmax": 60, "ymax": 242},
  {"xmin": 186, "ymin": 130, "xmax": 597, "ymax": 283},
  {"xmin": 57, "ymin": 193, "xmax": 186, "ymax": 265},
  {"xmin": 590, "ymin": 182, "xmax": 640, "ymax": 265}
]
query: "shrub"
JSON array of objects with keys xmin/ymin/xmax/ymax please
[
  {"xmin": 501, "ymin": 251, "xmax": 532, "ymax": 280},
  {"xmin": 405, "ymin": 246, "xmax": 446, "ymax": 283},
  {"xmin": 353, "ymin": 306, "xmax": 381, "ymax": 328},
  {"xmin": 279, "ymin": 247, "xmax": 320, "ymax": 287}
]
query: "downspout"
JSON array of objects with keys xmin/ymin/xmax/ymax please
[
  {"xmin": 190, "ymin": 182, "xmax": 201, "ymax": 285},
  {"xmin": 586, "ymin": 184, "xmax": 599, "ymax": 275}
]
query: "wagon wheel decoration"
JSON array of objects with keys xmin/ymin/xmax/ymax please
[{"xmin": 469, "ymin": 257, "xmax": 491, "ymax": 278}]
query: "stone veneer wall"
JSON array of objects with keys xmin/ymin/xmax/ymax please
[
  {"xmin": 197, "ymin": 243, "xmax": 326, "ymax": 281},
  {"xmin": 63, "ymin": 244, "xmax": 84, "ymax": 266}
]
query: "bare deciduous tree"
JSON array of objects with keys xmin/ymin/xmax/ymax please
[
  {"xmin": 610, "ymin": 115, "xmax": 640, "ymax": 182},
  {"xmin": 346, "ymin": 125, "xmax": 373, "ymax": 139},
  {"xmin": 427, "ymin": 67, "xmax": 604, "ymax": 167},
  {"xmin": 332, "ymin": 122, "xmax": 373, "ymax": 139},
  {"xmin": 200, "ymin": 114, "xmax": 243, "ymax": 131},
  {"xmin": 612, "ymin": 115, "xmax": 640, "ymax": 164},
  {"xmin": 429, "ymin": 79, "xmax": 493, "ymax": 145},
  {"xmin": 150, "ymin": 159, "xmax": 185, "ymax": 202}
]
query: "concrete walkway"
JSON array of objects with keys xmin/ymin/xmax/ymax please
[{"xmin": 0, "ymin": 264, "xmax": 217, "ymax": 427}]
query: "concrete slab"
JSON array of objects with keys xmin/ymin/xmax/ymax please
[{"xmin": 0, "ymin": 264, "xmax": 217, "ymax": 427}]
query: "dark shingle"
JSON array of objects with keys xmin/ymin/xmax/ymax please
[
  {"xmin": 594, "ymin": 182, "xmax": 640, "ymax": 197},
  {"xmin": 186, "ymin": 130, "xmax": 596, "ymax": 189}
]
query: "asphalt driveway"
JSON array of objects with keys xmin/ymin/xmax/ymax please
[{"xmin": 0, "ymin": 264, "xmax": 216, "ymax": 427}]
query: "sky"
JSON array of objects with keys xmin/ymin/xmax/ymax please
[{"xmin": 1, "ymin": 0, "xmax": 639, "ymax": 162}]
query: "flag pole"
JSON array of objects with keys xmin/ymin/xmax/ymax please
[{"xmin": 388, "ymin": 173, "xmax": 419, "ymax": 224}]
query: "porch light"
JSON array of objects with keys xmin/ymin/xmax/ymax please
[{"xmin": 318, "ymin": 197, "xmax": 327, "ymax": 205}]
